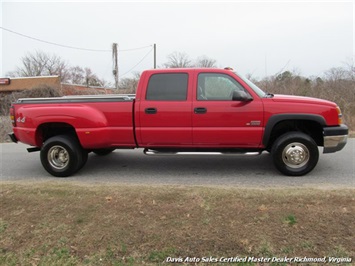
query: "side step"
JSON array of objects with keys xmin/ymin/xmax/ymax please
[
  {"xmin": 27, "ymin": 147, "xmax": 41, "ymax": 153},
  {"xmin": 144, "ymin": 148, "xmax": 261, "ymax": 156}
]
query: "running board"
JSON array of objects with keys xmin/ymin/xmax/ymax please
[
  {"xmin": 144, "ymin": 149, "xmax": 261, "ymax": 156},
  {"xmin": 27, "ymin": 147, "xmax": 41, "ymax": 153}
]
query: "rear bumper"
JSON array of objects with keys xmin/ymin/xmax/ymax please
[
  {"xmin": 323, "ymin": 124, "xmax": 348, "ymax": 153},
  {"xmin": 8, "ymin": 132, "xmax": 18, "ymax": 143}
]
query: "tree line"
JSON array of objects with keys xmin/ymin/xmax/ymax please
[{"xmin": 6, "ymin": 51, "xmax": 110, "ymax": 87}]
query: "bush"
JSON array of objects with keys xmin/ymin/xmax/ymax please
[
  {"xmin": 0, "ymin": 85, "xmax": 63, "ymax": 116},
  {"xmin": 0, "ymin": 116, "xmax": 12, "ymax": 142}
]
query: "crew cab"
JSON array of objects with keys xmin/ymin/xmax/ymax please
[{"xmin": 8, "ymin": 68, "xmax": 348, "ymax": 177}]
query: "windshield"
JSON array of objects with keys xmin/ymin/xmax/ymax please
[{"xmin": 235, "ymin": 72, "xmax": 266, "ymax": 98}]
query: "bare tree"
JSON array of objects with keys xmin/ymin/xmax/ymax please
[
  {"xmin": 45, "ymin": 54, "xmax": 70, "ymax": 81},
  {"xmin": 195, "ymin": 55, "xmax": 217, "ymax": 68},
  {"xmin": 7, "ymin": 51, "xmax": 70, "ymax": 82},
  {"xmin": 68, "ymin": 66, "xmax": 85, "ymax": 84},
  {"xmin": 118, "ymin": 72, "xmax": 141, "ymax": 93},
  {"xmin": 84, "ymin": 68, "xmax": 102, "ymax": 87},
  {"xmin": 6, "ymin": 51, "xmax": 109, "ymax": 87},
  {"xmin": 324, "ymin": 67, "xmax": 348, "ymax": 82},
  {"xmin": 163, "ymin": 52, "xmax": 217, "ymax": 68},
  {"xmin": 164, "ymin": 52, "xmax": 192, "ymax": 68}
]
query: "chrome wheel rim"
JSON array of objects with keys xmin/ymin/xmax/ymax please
[
  {"xmin": 48, "ymin": 145, "xmax": 69, "ymax": 170},
  {"xmin": 282, "ymin": 142, "xmax": 309, "ymax": 168}
]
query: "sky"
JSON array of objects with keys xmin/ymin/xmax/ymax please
[{"xmin": 0, "ymin": 0, "xmax": 354, "ymax": 84}]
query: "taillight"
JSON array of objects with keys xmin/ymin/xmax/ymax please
[{"xmin": 9, "ymin": 106, "xmax": 16, "ymax": 127}]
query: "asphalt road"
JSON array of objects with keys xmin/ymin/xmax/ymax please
[{"xmin": 1, "ymin": 140, "xmax": 354, "ymax": 188}]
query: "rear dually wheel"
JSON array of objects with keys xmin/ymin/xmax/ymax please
[{"xmin": 40, "ymin": 135, "xmax": 85, "ymax": 177}]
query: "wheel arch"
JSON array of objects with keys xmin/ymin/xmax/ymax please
[
  {"xmin": 263, "ymin": 114, "xmax": 326, "ymax": 150},
  {"xmin": 35, "ymin": 122, "xmax": 79, "ymax": 147}
]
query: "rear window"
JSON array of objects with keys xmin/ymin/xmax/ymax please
[{"xmin": 146, "ymin": 73, "xmax": 188, "ymax": 101}]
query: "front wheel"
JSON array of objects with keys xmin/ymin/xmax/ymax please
[
  {"xmin": 40, "ymin": 135, "xmax": 84, "ymax": 177},
  {"xmin": 271, "ymin": 132, "xmax": 319, "ymax": 176}
]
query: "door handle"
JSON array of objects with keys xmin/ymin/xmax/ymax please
[
  {"xmin": 145, "ymin": 108, "xmax": 157, "ymax": 114},
  {"xmin": 194, "ymin": 107, "xmax": 207, "ymax": 114}
]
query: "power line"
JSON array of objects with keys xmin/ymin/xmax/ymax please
[
  {"xmin": 119, "ymin": 47, "xmax": 153, "ymax": 78},
  {"xmin": 0, "ymin": 26, "xmax": 111, "ymax": 52},
  {"xmin": 1, "ymin": 26, "xmax": 152, "ymax": 53},
  {"xmin": 120, "ymin": 45, "xmax": 153, "ymax": 52},
  {"xmin": 1, "ymin": 26, "xmax": 156, "ymax": 81}
]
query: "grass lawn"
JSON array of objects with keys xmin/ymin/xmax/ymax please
[{"xmin": 0, "ymin": 182, "xmax": 354, "ymax": 265}]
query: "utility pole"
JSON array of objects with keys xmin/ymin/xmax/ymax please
[
  {"xmin": 112, "ymin": 43, "xmax": 119, "ymax": 90},
  {"xmin": 154, "ymin": 43, "xmax": 156, "ymax": 69}
]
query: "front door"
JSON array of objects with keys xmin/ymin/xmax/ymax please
[{"xmin": 192, "ymin": 72, "xmax": 264, "ymax": 148}]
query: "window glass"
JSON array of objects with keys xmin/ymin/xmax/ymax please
[
  {"xmin": 197, "ymin": 73, "xmax": 246, "ymax": 100},
  {"xmin": 146, "ymin": 73, "xmax": 188, "ymax": 101},
  {"xmin": 236, "ymin": 72, "xmax": 266, "ymax": 98}
]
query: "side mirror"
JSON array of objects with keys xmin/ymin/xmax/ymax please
[{"xmin": 232, "ymin": 90, "xmax": 253, "ymax": 101}]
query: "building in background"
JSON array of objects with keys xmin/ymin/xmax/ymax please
[
  {"xmin": 0, "ymin": 76, "xmax": 113, "ymax": 95},
  {"xmin": 0, "ymin": 76, "xmax": 61, "ymax": 95}
]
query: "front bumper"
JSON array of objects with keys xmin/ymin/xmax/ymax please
[{"xmin": 323, "ymin": 124, "xmax": 348, "ymax": 153}]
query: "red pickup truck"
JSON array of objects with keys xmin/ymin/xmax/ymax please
[{"xmin": 9, "ymin": 68, "xmax": 348, "ymax": 177}]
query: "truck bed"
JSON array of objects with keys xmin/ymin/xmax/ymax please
[{"xmin": 12, "ymin": 94, "xmax": 137, "ymax": 149}]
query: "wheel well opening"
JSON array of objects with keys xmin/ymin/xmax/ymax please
[
  {"xmin": 36, "ymin": 123, "xmax": 77, "ymax": 146},
  {"xmin": 267, "ymin": 120, "xmax": 323, "ymax": 150}
]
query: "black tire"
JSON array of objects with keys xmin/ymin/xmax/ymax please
[
  {"xmin": 93, "ymin": 148, "xmax": 115, "ymax": 156},
  {"xmin": 40, "ymin": 135, "xmax": 84, "ymax": 177},
  {"xmin": 78, "ymin": 149, "xmax": 89, "ymax": 170},
  {"xmin": 271, "ymin": 132, "xmax": 319, "ymax": 176}
]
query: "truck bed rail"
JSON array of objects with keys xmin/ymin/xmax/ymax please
[{"xmin": 16, "ymin": 94, "xmax": 136, "ymax": 104}]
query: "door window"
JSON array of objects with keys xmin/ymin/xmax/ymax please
[
  {"xmin": 146, "ymin": 73, "xmax": 188, "ymax": 101},
  {"xmin": 197, "ymin": 73, "xmax": 246, "ymax": 100}
]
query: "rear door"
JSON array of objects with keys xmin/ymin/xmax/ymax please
[
  {"xmin": 136, "ymin": 71, "xmax": 193, "ymax": 147},
  {"xmin": 192, "ymin": 71, "xmax": 264, "ymax": 148}
]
